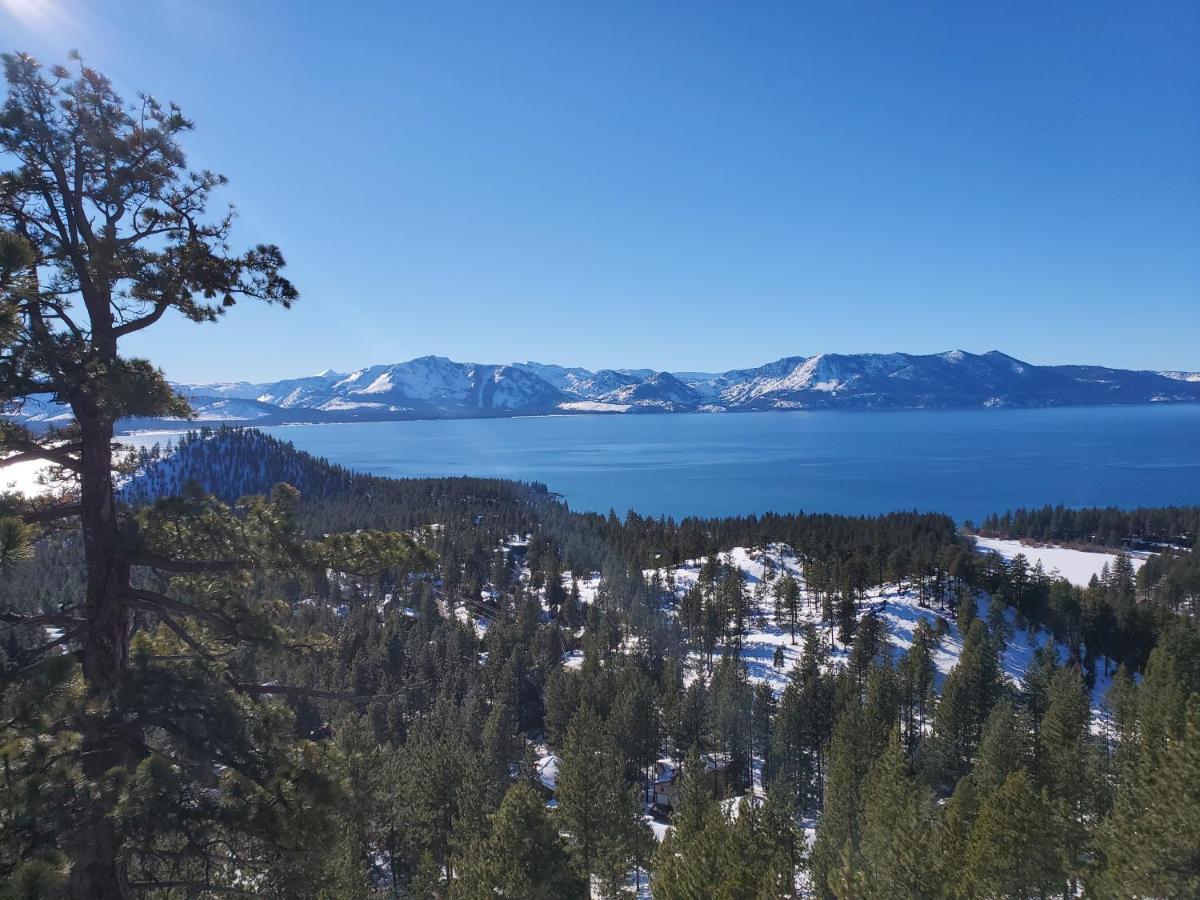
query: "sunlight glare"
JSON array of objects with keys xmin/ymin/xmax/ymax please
[{"xmin": 1, "ymin": 0, "xmax": 63, "ymax": 29}]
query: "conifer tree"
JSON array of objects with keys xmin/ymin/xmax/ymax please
[
  {"xmin": 927, "ymin": 619, "xmax": 1002, "ymax": 786},
  {"xmin": 1098, "ymin": 698, "xmax": 1200, "ymax": 896},
  {"xmin": 669, "ymin": 747, "xmax": 718, "ymax": 843},
  {"xmin": 0, "ymin": 54, "xmax": 442, "ymax": 899},
  {"xmin": 773, "ymin": 572, "xmax": 801, "ymax": 643},
  {"xmin": 897, "ymin": 619, "xmax": 936, "ymax": 762},
  {"xmin": 930, "ymin": 772, "xmax": 981, "ymax": 894},
  {"xmin": 962, "ymin": 771, "xmax": 1062, "ymax": 899},
  {"xmin": 809, "ymin": 705, "xmax": 871, "ymax": 899},
  {"xmin": 542, "ymin": 666, "xmax": 579, "ymax": 745},
  {"xmin": 850, "ymin": 731, "xmax": 935, "ymax": 899},
  {"xmin": 1037, "ymin": 665, "xmax": 1100, "ymax": 892},
  {"xmin": 556, "ymin": 706, "xmax": 644, "ymax": 883},
  {"xmin": 651, "ymin": 806, "xmax": 737, "ymax": 900},
  {"xmin": 972, "ymin": 700, "xmax": 1028, "ymax": 791},
  {"xmin": 451, "ymin": 781, "xmax": 585, "ymax": 900}
]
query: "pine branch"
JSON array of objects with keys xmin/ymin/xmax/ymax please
[
  {"xmin": 0, "ymin": 626, "xmax": 84, "ymax": 682},
  {"xmin": 124, "ymin": 588, "xmax": 243, "ymax": 638},
  {"xmin": 0, "ymin": 446, "xmax": 81, "ymax": 471},
  {"xmin": 0, "ymin": 611, "xmax": 85, "ymax": 631},
  {"xmin": 156, "ymin": 613, "xmax": 215, "ymax": 661},
  {"xmin": 21, "ymin": 502, "xmax": 82, "ymax": 525},
  {"xmin": 124, "ymin": 551, "xmax": 250, "ymax": 574},
  {"xmin": 111, "ymin": 298, "xmax": 171, "ymax": 338}
]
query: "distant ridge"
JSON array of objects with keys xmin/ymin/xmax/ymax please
[{"xmin": 12, "ymin": 350, "xmax": 1200, "ymax": 430}]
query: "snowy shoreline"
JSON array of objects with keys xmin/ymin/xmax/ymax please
[{"xmin": 971, "ymin": 536, "xmax": 1146, "ymax": 587}]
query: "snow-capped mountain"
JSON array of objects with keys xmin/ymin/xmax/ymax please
[
  {"xmin": 1161, "ymin": 370, "xmax": 1200, "ymax": 383},
  {"xmin": 12, "ymin": 351, "xmax": 1200, "ymax": 430},
  {"xmin": 595, "ymin": 371, "xmax": 701, "ymax": 411}
]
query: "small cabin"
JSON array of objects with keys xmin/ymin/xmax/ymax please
[
  {"xmin": 534, "ymin": 753, "xmax": 560, "ymax": 802},
  {"xmin": 652, "ymin": 754, "xmax": 729, "ymax": 813}
]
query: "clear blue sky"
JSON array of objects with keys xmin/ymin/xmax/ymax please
[{"xmin": 4, "ymin": 0, "xmax": 1198, "ymax": 382}]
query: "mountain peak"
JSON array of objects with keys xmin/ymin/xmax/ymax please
[{"xmin": 20, "ymin": 350, "xmax": 1196, "ymax": 430}]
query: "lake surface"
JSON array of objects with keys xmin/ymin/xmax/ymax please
[{"xmin": 170, "ymin": 405, "xmax": 1200, "ymax": 522}]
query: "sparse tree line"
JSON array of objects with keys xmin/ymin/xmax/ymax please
[{"xmin": 976, "ymin": 503, "xmax": 1200, "ymax": 550}]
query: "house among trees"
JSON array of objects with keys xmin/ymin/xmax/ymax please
[
  {"xmin": 534, "ymin": 752, "xmax": 560, "ymax": 803},
  {"xmin": 651, "ymin": 754, "xmax": 729, "ymax": 813}
]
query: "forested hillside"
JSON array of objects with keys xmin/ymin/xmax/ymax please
[
  {"xmin": 976, "ymin": 504, "xmax": 1200, "ymax": 550},
  {"xmin": 1, "ymin": 52, "xmax": 1197, "ymax": 900},
  {"xmin": 5, "ymin": 427, "xmax": 1199, "ymax": 897}
]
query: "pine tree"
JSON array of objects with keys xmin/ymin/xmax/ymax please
[
  {"xmin": 897, "ymin": 619, "xmax": 936, "ymax": 763},
  {"xmin": 1098, "ymin": 697, "xmax": 1200, "ymax": 897},
  {"xmin": 651, "ymin": 804, "xmax": 737, "ymax": 900},
  {"xmin": 849, "ymin": 731, "xmax": 935, "ymax": 899},
  {"xmin": 1037, "ymin": 665, "xmax": 1099, "ymax": 892},
  {"xmin": 1103, "ymin": 663, "xmax": 1139, "ymax": 770},
  {"xmin": 669, "ymin": 747, "xmax": 719, "ymax": 843},
  {"xmin": 773, "ymin": 573, "xmax": 801, "ymax": 643},
  {"xmin": 930, "ymin": 772, "xmax": 981, "ymax": 894},
  {"xmin": 809, "ymin": 705, "xmax": 870, "ymax": 899},
  {"xmin": 609, "ymin": 669, "xmax": 659, "ymax": 798},
  {"xmin": 972, "ymin": 700, "xmax": 1028, "ymax": 792},
  {"xmin": 962, "ymin": 771, "xmax": 1062, "ymax": 899},
  {"xmin": 752, "ymin": 681, "xmax": 777, "ymax": 782},
  {"xmin": 0, "ymin": 53, "xmax": 442, "ymax": 899},
  {"xmin": 709, "ymin": 654, "xmax": 753, "ymax": 791},
  {"xmin": 555, "ymin": 706, "xmax": 641, "ymax": 882},
  {"xmin": 927, "ymin": 619, "xmax": 1001, "ymax": 787},
  {"xmin": 451, "ymin": 781, "xmax": 585, "ymax": 899},
  {"xmin": 543, "ymin": 667, "xmax": 580, "ymax": 746}
]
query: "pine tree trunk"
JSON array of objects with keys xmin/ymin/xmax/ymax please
[
  {"xmin": 72, "ymin": 403, "xmax": 132, "ymax": 899},
  {"xmin": 78, "ymin": 410, "xmax": 129, "ymax": 688},
  {"xmin": 68, "ymin": 817, "xmax": 127, "ymax": 900}
]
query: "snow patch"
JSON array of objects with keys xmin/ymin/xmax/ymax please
[{"xmin": 973, "ymin": 537, "xmax": 1145, "ymax": 587}]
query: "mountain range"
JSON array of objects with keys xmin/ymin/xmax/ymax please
[{"xmin": 13, "ymin": 350, "xmax": 1200, "ymax": 429}]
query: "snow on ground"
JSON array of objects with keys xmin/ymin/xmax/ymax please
[
  {"xmin": 644, "ymin": 815, "xmax": 669, "ymax": 842},
  {"xmin": 646, "ymin": 545, "xmax": 808, "ymax": 693},
  {"xmin": 562, "ymin": 570, "xmax": 602, "ymax": 605},
  {"xmin": 557, "ymin": 400, "xmax": 632, "ymax": 413},
  {"xmin": 561, "ymin": 649, "xmax": 585, "ymax": 669},
  {"xmin": 453, "ymin": 603, "xmax": 491, "ymax": 638},
  {"xmin": 973, "ymin": 536, "xmax": 1146, "ymax": 587},
  {"xmin": 648, "ymin": 544, "xmax": 1117, "ymax": 722}
]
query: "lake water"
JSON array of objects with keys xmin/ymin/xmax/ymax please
[{"xmin": 162, "ymin": 405, "xmax": 1200, "ymax": 523}]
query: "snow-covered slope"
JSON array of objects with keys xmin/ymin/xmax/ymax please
[
  {"xmin": 596, "ymin": 372, "xmax": 700, "ymax": 411},
  {"xmin": 972, "ymin": 537, "xmax": 1146, "ymax": 587},
  {"xmin": 325, "ymin": 357, "xmax": 563, "ymax": 412},
  {"xmin": 647, "ymin": 545, "xmax": 1118, "ymax": 719}
]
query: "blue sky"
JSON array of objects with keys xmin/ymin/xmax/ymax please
[{"xmin": 3, "ymin": 0, "xmax": 1198, "ymax": 382}]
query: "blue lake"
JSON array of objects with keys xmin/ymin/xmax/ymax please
[{"xmin": 232, "ymin": 405, "xmax": 1200, "ymax": 523}]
